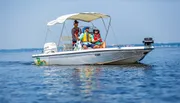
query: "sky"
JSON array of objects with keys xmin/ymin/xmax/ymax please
[{"xmin": 0, "ymin": 0, "xmax": 180, "ymax": 49}]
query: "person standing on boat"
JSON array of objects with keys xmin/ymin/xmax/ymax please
[
  {"xmin": 78, "ymin": 27, "xmax": 99, "ymax": 49},
  {"xmin": 71, "ymin": 20, "xmax": 82, "ymax": 46}
]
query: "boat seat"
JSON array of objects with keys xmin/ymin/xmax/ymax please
[
  {"xmin": 63, "ymin": 43, "xmax": 73, "ymax": 51},
  {"xmin": 60, "ymin": 36, "xmax": 73, "ymax": 51}
]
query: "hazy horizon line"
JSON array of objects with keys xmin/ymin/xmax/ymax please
[{"xmin": 1, "ymin": 42, "xmax": 180, "ymax": 50}]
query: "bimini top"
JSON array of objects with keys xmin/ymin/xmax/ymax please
[{"xmin": 47, "ymin": 12, "xmax": 110, "ymax": 26}]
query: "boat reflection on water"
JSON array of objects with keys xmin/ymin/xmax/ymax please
[
  {"xmin": 72, "ymin": 66, "xmax": 101, "ymax": 97},
  {"xmin": 41, "ymin": 66, "xmax": 102, "ymax": 101},
  {"xmin": 40, "ymin": 64, "xmax": 152, "ymax": 102}
]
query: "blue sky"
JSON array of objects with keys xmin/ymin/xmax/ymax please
[{"xmin": 0, "ymin": 0, "xmax": 180, "ymax": 49}]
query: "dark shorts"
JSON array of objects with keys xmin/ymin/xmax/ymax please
[
  {"xmin": 72, "ymin": 41, "xmax": 77, "ymax": 46},
  {"xmin": 82, "ymin": 43, "xmax": 95, "ymax": 48}
]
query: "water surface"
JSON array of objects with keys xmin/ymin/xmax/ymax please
[{"xmin": 0, "ymin": 47, "xmax": 180, "ymax": 103}]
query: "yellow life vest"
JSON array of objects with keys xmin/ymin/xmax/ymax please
[{"xmin": 82, "ymin": 33, "xmax": 92, "ymax": 42}]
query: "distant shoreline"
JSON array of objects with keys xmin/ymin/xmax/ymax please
[{"xmin": 1, "ymin": 42, "xmax": 180, "ymax": 52}]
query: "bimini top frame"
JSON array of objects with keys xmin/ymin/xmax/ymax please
[
  {"xmin": 47, "ymin": 12, "xmax": 110, "ymax": 26},
  {"xmin": 46, "ymin": 12, "xmax": 111, "ymax": 47}
]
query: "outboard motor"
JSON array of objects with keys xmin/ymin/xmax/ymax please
[
  {"xmin": 143, "ymin": 37, "xmax": 154, "ymax": 46},
  {"xmin": 43, "ymin": 42, "xmax": 57, "ymax": 54}
]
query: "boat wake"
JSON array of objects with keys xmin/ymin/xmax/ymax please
[{"xmin": 0, "ymin": 61, "xmax": 34, "ymax": 66}]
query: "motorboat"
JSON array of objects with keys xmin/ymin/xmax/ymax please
[{"xmin": 32, "ymin": 12, "xmax": 154, "ymax": 66}]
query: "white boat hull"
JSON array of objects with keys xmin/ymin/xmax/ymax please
[{"xmin": 32, "ymin": 46, "xmax": 154, "ymax": 65}]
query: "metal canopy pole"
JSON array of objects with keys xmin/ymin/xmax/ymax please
[
  {"xmin": 43, "ymin": 27, "xmax": 50, "ymax": 45},
  {"xmin": 42, "ymin": 27, "xmax": 50, "ymax": 52},
  {"xmin": 57, "ymin": 22, "xmax": 65, "ymax": 47},
  {"xmin": 90, "ymin": 22, "xmax": 95, "ymax": 28},
  {"xmin": 101, "ymin": 17, "xmax": 111, "ymax": 42}
]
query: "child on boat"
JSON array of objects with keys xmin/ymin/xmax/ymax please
[{"xmin": 93, "ymin": 29, "xmax": 106, "ymax": 48}]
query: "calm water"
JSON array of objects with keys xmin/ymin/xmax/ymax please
[{"xmin": 0, "ymin": 47, "xmax": 180, "ymax": 103}]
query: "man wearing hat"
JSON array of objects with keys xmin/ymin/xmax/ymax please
[
  {"xmin": 71, "ymin": 20, "xmax": 82, "ymax": 46},
  {"xmin": 78, "ymin": 27, "xmax": 99, "ymax": 49}
]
